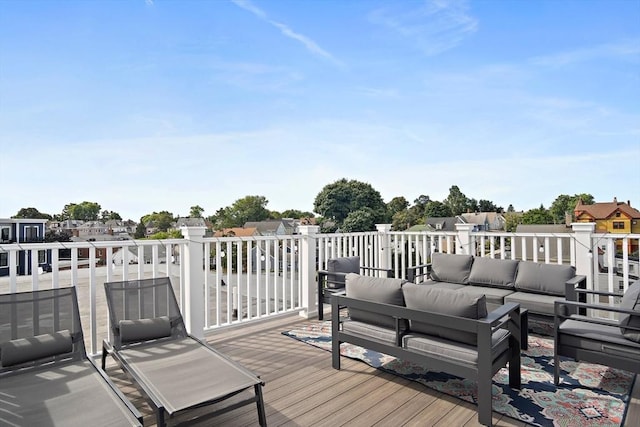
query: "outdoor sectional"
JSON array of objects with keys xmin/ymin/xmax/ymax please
[
  {"xmin": 331, "ymin": 273, "xmax": 522, "ymax": 427},
  {"xmin": 407, "ymin": 252, "xmax": 587, "ymax": 341}
]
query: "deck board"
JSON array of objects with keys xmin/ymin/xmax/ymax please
[{"xmin": 102, "ymin": 311, "xmax": 640, "ymax": 426}]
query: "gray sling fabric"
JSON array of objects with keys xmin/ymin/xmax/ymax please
[
  {"xmin": 118, "ymin": 338, "xmax": 261, "ymax": 414},
  {"xmin": 1, "ymin": 360, "xmax": 141, "ymax": 427}
]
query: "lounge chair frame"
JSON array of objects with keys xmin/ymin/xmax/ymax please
[
  {"xmin": 102, "ymin": 277, "xmax": 267, "ymax": 426},
  {"xmin": 0, "ymin": 287, "xmax": 142, "ymax": 427}
]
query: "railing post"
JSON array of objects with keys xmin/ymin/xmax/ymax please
[
  {"xmin": 455, "ymin": 224, "xmax": 476, "ymax": 255},
  {"xmin": 180, "ymin": 225, "xmax": 206, "ymax": 339},
  {"xmin": 298, "ymin": 225, "xmax": 320, "ymax": 319},
  {"xmin": 376, "ymin": 224, "xmax": 392, "ymax": 275},
  {"xmin": 571, "ymin": 222, "xmax": 596, "ymax": 291}
]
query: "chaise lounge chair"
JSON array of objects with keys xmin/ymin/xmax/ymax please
[
  {"xmin": 101, "ymin": 277, "xmax": 267, "ymax": 427},
  {"xmin": 0, "ymin": 287, "xmax": 142, "ymax": 427}
]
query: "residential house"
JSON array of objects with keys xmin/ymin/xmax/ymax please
[
  {"xmin": 244, "ymin": 219, "xmax": 295, "ymax": 236},
  {"xmin": 574, "ymin": 197, "xmax": 640, "ymax": 254},
  {"xmin": 407, "ymin": 217, "xmax": 462, "ymax": 253},
  {"xmin": 458, "ymin": 212, "xmax": 506, "ymax": 231},
  {"xmin": 0, "ymin": 218, "xmax": 50, "ymax": 276}
]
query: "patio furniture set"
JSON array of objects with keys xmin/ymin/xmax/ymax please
[
  {"xmin": 320, "ymin": 253, "xmax": 640, "ymax": 426},
  {"xmin": 0, "ymin": 277, "xmax": 266, "ymax": 427}
]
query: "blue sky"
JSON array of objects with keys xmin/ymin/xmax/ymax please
[{"xmin": 1, "ymin": 0, "xmax": 639, "ymax": 221}]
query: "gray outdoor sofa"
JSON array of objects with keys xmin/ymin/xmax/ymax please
[
  {"xmin": 407, "ymin": 253, "xmax": 587, "ymax": 341},
  {"xmin": 331, "ymin": 273, "xmax": 522, "ymax": 427}
]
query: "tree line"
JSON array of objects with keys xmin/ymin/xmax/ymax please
[{"xmin": 11, "ymin": 179, "xmax": 596, "ymax": 234}]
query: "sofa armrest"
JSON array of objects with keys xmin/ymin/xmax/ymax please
[
  {"xmin": 406, "ymin": 263, "xmax": 431, "ymax": 283},
  {"xmin": 483, "ymin": 302, "xmax": 520, "ymax": 325}
]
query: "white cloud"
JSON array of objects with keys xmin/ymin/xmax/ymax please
[
  {"xmin": 231, "ymin": 0, "xmax": 342, "ymax": 66},
  {"xmin": 368, "ymin": 0, "xmax": 478, "ymax": 55},
  {"xmin": 530, "ymin": 40, "xmax": 640, "ymax": 67}
]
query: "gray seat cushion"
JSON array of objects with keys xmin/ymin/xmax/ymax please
[
  {"xmin": 402, "ymin": 329, "xmax": 510, "ymax": 366},
  {"xmin": 326, "ymin": 257, "xmax": 360, "ymax": 289},
  {"xmin": 1, "ymin": 330, "xmax": 72, "ymax": 367},
  {"xmin": 619, "ymin": 281, "xmax": 640, "ymax": 342},
  {"xmin": 422, "ymin": 280, "xmax": 467, "ymax": 291},
  {"xmin": 345, "ymin": 273, "xmax": 407, "ymax": 329},
  {"xmin": 504, "ymin": 291, "xmax": 563, "ymax": 316},
  {"xmin": 514, "ymin": 261, "xmax": 576, "ymax": 296},
  {"xmin": 430, "ymin": 253, "xmax": 474, "ymax": 285},
  {"xmin": 458, "ymin": 286, "xmax": 514, "ymax": 309},
  {"xmin": 560, "ymin": 319, "xmax": 640, "ymax": 357},
  {"xmin": 342, "ymin": 320, "xmax": 397, "ymax": 346},
  {"xmin": 119, "ymin": 316, "xmax": 172, "ymax": 344},
  {"xmin": 402, "ymin": 283, "xmax": 487, "ymax": 345},
  {"xmin": 468, "ymin": 257, "xmax": 519, "ymax": 290}
]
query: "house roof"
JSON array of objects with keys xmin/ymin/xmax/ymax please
[
  {"xmin": 459, "ymin": 212, "xmax": 505, "ymax": 225},
  {"xmin": 574, "ymin": 198, "xmax": 640, "ymax": 220},
  {"xmin": 213, "ymin": 227, "xmax": 258, "ymax": 237},
  {"xmin": 424, "ymin": 217, "xmax": 461, "ymax": 232},
  {"xmin": 244, "ymin": 220, "xmax": 295, "ymax": 235}
]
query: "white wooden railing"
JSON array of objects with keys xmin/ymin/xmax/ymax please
[{"xmin": 1, "ymin": 223, "xmax": 638, "ymax": 355}]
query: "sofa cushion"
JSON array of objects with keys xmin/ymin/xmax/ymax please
[
  {"xmin": 342, "ymin": 320, "xmax": 398, "ymax": 346},
  {"xmin": 619, "ymin": 281, "xmax": 640, "ymax": 342},
  {"xmin": 119, "ymin": 316, "xmax": 172, "ymax": 344},
  {"xmin": 514, "ymin": 261, "xmax": 576, "ymax": 296},
  {"xmin": 430, "ymin": 253, "xmax": 474, "ymax": 285},
  {"xmin": 560, "ymin": 319, "xmax": 640, "ymax": 354},
  {"xmin": 458, "ymin": 286, "xmax": 514, "ymax": 309},
  {"xmin": 504, "ymin": 291, "xmax": 563, "ymax": 316},
  {"xmin": 402, "ymin": 283, "xmax": 487, "ymax": 345},
  {"xmin": 468, "ymin": 257, "xmax": 519, "ymax": 289},
  {"xmin": 345, "ymin": 273, "xmax": 406, "ymax": 329},
  {"xmin": 403, "ymin": 329, "xmax": 510, "ymax": 366},
  {"xmin": 423, "ymin": 280, "xmax": 467, "ymax": 291},
  {"xmin": 1, "ymin": 330, "xmax": 72, "ymax": 367},
  {"xmin": 326, "ymin": 257, "xmax": 360, "ymax": 289}
]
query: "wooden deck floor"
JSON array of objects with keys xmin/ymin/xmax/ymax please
[{"xmin": 104, "ymin": 311, "xmax": 640, "ymax": 427}]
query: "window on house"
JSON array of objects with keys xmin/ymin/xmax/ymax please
[
  {"xmin": 612, "ymin": 222, "xmax": 625, "ymax": 230},
  {"xmin": 0, "ymin": 253, "xmax": 7, "ymax": 267},
  {"xmin": 24, "ymin": 226, "xmax": 39, "ymax": 241},
  {"xmin": 0, "ymin": 226, "xmax": 10, "ymax": 242},
  {"xmin": 616, "ymin": 212, "xmax": 621, "ymax": 217},
  {"xmin": 38, "ymin": 250, "xmax": 46, "ymax": 264}
]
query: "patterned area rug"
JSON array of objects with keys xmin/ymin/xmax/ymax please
[{"xmin": 282, "ymin": 321, "xmax": 635, "ymax": 427}]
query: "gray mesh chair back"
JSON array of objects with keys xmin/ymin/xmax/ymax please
[
  {"xmin": 104, "ymin": 277, "xmax": 187, "ymax": 349},
  {"xmin": 0, "ymin": 287, "xmax": 84, "ymax": 372}
]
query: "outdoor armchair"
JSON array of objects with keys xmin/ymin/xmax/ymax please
[
  {"xmin": 554, "ymin": 280, "xmax": 640, "ymax": 385},
  {"xmin": 0, "ymin": 287, "xmax": 142, "ymax": 427},
  {"xmin": 317, "ymin": 256, "xmax": 393, "ymax": 320},
  {"xmin": 102, "ymin": 277, "xmax": 267, "ymax": 427}
]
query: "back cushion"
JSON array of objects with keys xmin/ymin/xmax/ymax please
[
  {"xmin": 346, "ymin": 273, "xmax": 406, "ymax": 329},
  {"xmin": 1, "ymin": 330, "xmax": 72, "ymax": 367},
  {"xmin": 430, "ymin": 253, "xmax": 474, "ymax": 285},
  {"xmin": 619, "ymin": 281, "xmax": 640, "ymax": 343},
  {"xmin": 514, "ymin": 262, "xmax": 575, "ymax": 296},
  {"xmin": 469, "ymin": 257, "xmax": 519, "ymax": 289},
  {"xmin": 119, "ymin": 316, "xmax": 172, "ymax": 344},
  {"xmin": 402, "ymin": 283, "xmax": 487, "ymax": 345},
  {"xmin": 326, "ymin": 257, "xmax": 360, "ymax": 289}
]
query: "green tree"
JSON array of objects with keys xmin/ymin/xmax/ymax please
[
  {"xmin": 503, "ymin": 212, "xmax": 522, "ymax": 232},
  {"xmin": 189, "ymin": 205, "xmax": 205, "ymax": 218},
  {"xmin": 522, "ymin": 204, "xmax": 554, "ymax": 224},
  {"xmin": 141, "ymin": 211, "xmax": 175, "ymax": 231},
  {"xmin": 386, "ymin": 196, "xmax": 409, "ymax": 222},
  {"xmin": 424, "ymin": 201, "xmax": 452, "ymax": 218},
  {"xmin": 443, "ymin": 185, "xmax": 469, "ymax": 216},
  {"xmin": 134, "ymin": 222, "xmax": 146, "ymax": 239},
  {"xmin": 412, "ymin": 195, "xmax": 431, "ymax": 217},
  {"xmin": 507, "ymin": 204, "xmax": 515, "ymax": 213},
  {"xmin": 44, "ymin": 229, "xmax": 72, "ymax": 242},
  {"xmin": 478, "ymin": 199, "xmax": 501, "ymax": 212},
  {"xmin": 280, "ymin": 209, "xmax": 314, "ymax": 219},
  {"xmin": 100, "ymin": 210, "xmax": 122, "ymax": 221},
  {"xmin": 61, "ymin": 201, "xmax": 102, "ymax": 221},
  {"xmin": 550, "ymin": 193, "xmax": 594, "ymax": 224},
  {"xmin": 313, "ymin": 179, "xmax": 386, "ymax": 231},
  {"xmin": 391, "ymin": 208, "xmax": 422, "ymax": 231},
  {"xmin": 210, "ymin": 196, "xmax": 271, "ymax": 229},
  {"xmin": 13, "ymin": 207, "xmax": 51, "ymax": 219},
  {"xmin": 341, "ymin": 208, "xmax": 379, "ymax": 232}
]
